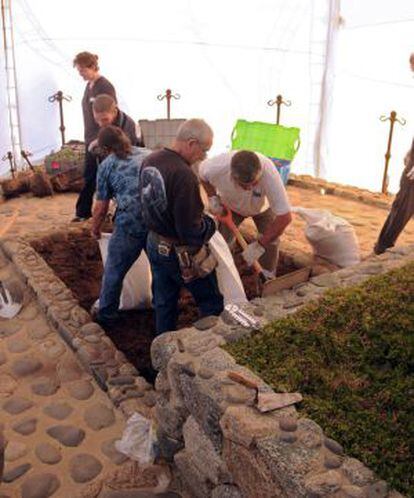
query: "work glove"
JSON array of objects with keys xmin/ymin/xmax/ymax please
[
  {"xmin": 406, "ymin": 165, "xmax": 414, "ymax": 180},
  {"xmin": 88, "ymin": 139, "xmax": 98, "ymax": 153},
  {"xmin": 242, "ymin": 240, "xmax": 265, "ymax": 266},
  {"xmin": 208, "ymin": 195, "xmax": 224, "ymax": 216}
]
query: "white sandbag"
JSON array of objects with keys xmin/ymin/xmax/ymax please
[
  {"xmin": 208, "ymin": 231, "xmax": 248, "ymax": 305},
  {"xmin": 292, "ymin": 207, "xmax": 360, "ymax": 267},
  {"xmin": 97, "ymin": 232, "xmax": 152, "ymax": 310}
]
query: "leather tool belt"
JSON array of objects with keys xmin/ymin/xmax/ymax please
[{"xmin": 149, "ymin": 231, "xmax": 218, "ymax": 283}]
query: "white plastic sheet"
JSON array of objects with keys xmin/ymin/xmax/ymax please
[
  {"xmin": 115, "ymin": 412, "xmax": 157, "ymax": 465},
  {"xmin": 208, "ymin": 231, "xmax": 248, "ymax": 305},
  {"xmin": 97, "ymin": 232, "xmax": 152, "ymax": 310}
]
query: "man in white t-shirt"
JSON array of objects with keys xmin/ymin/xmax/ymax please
[{"xmin": 199, "ymin": 150, "xmax": 292, "ymax": 274}]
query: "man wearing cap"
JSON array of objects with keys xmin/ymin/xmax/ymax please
[{"xmin": 199, "ymin": 150, "xmax": 292, "ymax": 275}]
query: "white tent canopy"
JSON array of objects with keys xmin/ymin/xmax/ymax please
[{"xmin": 1, "ymin": 0, "xmax": 414, "ymax": 193}]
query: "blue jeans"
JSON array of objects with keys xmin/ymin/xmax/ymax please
[
  {"xmin": 146, "ymin": 234, "xmax": 224, "ymax": 334},
  {"xmin": 98, "ymin": 225, "xmax": 147, "ymax": 321}
]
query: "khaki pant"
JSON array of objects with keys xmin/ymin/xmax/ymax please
[{"xmin": 219, "ymin": 207, "xmax": 279, "ymax": 273}]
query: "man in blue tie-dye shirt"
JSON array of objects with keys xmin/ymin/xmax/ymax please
[{"xmin": 91, "ymin": 125, "xmax": 151, "ymax": 326}]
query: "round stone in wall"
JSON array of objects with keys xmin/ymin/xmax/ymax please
[
  {"xmin": 28, "ymin": 327, "xmax": 51, "ymax": 341},
  {"xmin": 69, "ymin": 453, "xmax": 103, "ymax": 483},
  {"xmin": 31, "ymin": 376, "xmax": 59, "ymax": 396},
  {"xmin": 46, "ymin": 425, "xmax": 85, "ymax": 447},
  {"xmin": 101, "ymin": 438, "xmax": 128, "ymax": 465},
  {"xmin": 56, "ymin": 356, "xmax": 83, "ymax": 383},
  {"xmin": 35, "ymin": 442, "xmax": 62, "ymax": 465},
  {"xmin": 66, "ymin": 379, "xmax": 94, "ymax": 400},
  {"xmin": 21, "ymin": 472, "xmax": 60, "ymax": 498},
  {"xmin": 11, "ymin": 357, "xmax": 43, "ymax": 377},
  {"xmin": 4, "ymin": 441, "xmax": 28, "ymax": 462},
  {"xmin": 12, "ymin": 417, "xmax": 37, "ymax": 436},
  {"xmin": 2, "ymin": 462, "xmax": 32, "ymax": 483},
  {"xmin": 19, "ymin": 304, "xmax": 39, "ymax": 321},
  {"xmin": 84, "ymin": 403, "xmax": 115, "ymax": 431},
  {"xmin": 38, "ymin": 339, "xmax": 65, "ymax": 359},
  {"xmin": 3, "ymin": 397, "xmax": 34, "ymax": 415},
  {"xmin": 0, "ymin": 374, "xmax": 18, "ymax": 397},
  {"xmin": 0, "ymin": 321, "xmax": 21, "ymax": 338},
  {"xmin": 6, "ymin": 337, "xmax": 30, "ymax": 354},
  {"xmin": 43, "ymin": 402, "xmax": 73, "ymax": 420}
]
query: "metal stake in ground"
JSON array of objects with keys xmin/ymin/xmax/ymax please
[
  {"xmin": 157, "ymin": 89, "xmax": 180, "ymax": 120},
  {"xmin": 48, "ymin": 90, "xmax": 72, "ymax": 146},
  {"xmin": 20, "ymin": 150, "xmax": 35, "ymax": 171},
  {"xmin": 267, "ymin": 94, "xmax": 291, "ymax": 125},
  {"xmin": 380, "ymin": 110, "xmax": 406, "ymax": 194},
  {"xmin": 2, "ymin": 151, "xmax": 16, "ymax": 178}
]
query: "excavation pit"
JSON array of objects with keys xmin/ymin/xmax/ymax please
[{"xmin": 29, "ymin": 226, "xmax": 308, "ymax": 378}]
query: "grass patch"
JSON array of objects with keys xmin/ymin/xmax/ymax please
[{"xmin": 226, "ymin": 263, "xmax": 414, "ymax": 496}]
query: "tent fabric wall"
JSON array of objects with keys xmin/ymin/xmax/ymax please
[{"xmin": 1, "ymin": 0, "xmax": 414, "ymax": 194}]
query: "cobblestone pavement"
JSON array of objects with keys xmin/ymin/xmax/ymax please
[
  {"xmin": 0, "ymin": 195, "xmax": 179, "ymax": 497},
  {"xmin": 0, "ymin": 251, "xmax": 139, "ymax": 497}
]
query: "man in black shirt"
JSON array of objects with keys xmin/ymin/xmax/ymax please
[
  {"xmin": 73, "ymin": 94, "xmax": 140, "ymax": 221},
  {"xmin": 140, "ymin": 119, "xmax": 223, "ymax": 334}
]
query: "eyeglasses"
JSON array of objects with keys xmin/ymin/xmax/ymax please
[{"xmin": 189, "ymin": 138, "xmax": 210, "ymax": 154}]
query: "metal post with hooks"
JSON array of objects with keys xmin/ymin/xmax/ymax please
[
  {"xmin": 2, "ymin": 151, "xmax": 16, "ymax": 178},
  {"xmin": 379, "ymin": 110, "xmax": 406, "ymax": 194},
  {"xmin": 20, "ymin": 150, "xmax": 34, "ymax": 171},
  {"xmin": 267, "ymin": 94, "xmax": 291, "ymax": 125},
  {"xmin": 48, "ymin": 90, "xmax": 72, "ymax": 146},
  {"xmin": 157, "ymin": 89, "xmax": 180, "ymax": 120}
]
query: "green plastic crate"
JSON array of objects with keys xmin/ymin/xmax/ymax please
[{"xmin": 231, "ymin": 119, "xmax": 300, "ymax": 161}]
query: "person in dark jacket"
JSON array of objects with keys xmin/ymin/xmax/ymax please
[
  {"xmin": 374, "ymin": 53, "xmax": 414, "ymax": 254},
  {"xmin": 140, "ymin": 118, "xmax": 224, "ymax": 334},
  {"xmin": 73, "ymin": 51, "xmax": 117, "ymax": 221},
  {"xmin": 73, "ymin": 93, "xmax": 141, "ymax": 222}
]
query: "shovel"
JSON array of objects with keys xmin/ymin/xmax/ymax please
[
  {"xmin": 0, "ymin": 281, "xmax": 22, "ymax": 319},
  {"xmin": 227, "ymin": 370, "xmax": 302, "ymax": 413},
  {"xmin": 216, "ymin": 206, "xmax": 306, "ymax": 297}
]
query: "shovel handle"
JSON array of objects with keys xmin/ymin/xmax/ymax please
[{"xmin": 217, "ymin": 206, "xmax": 265, "ymax": 276}]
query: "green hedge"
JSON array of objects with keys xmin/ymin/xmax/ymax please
[{"xmin": 226, "ymin": 263, "xmax": 414, "ymax": 496}]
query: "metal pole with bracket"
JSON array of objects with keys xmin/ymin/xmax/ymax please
[
  {"xmin": 48, "ymin": 90, "xmax": 72, "ymax": 146},
  {"xmin": 267, "ymin": 94, "xmax": 291, "ymax": 125},
  {"xmin": 157, "ymin": 89, "xmax": 180, "ymax": 119},
  {"xmin": 379, "ymin": 110, "xmax": 406, "ymax": 194}
]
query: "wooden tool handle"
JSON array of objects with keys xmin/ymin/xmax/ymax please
[
  {"xmin": 218, "ymin": 206, "xmax": 265, "ymax": 276},
  {"xmin": 227, "ymin": 371, "xmax": 259, "ymax": 389}
]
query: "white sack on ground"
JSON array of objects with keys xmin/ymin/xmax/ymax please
[
  {"xmin": 208, "ymin": 231, "xmax": 248, "ymax": 305},
  {"xmin": 292, "ymin": 207, "xmax": 360, "ymax": 267},
  {"xmin": 97, "ymin": 232, "xmax": 152, "ymax": 310}
]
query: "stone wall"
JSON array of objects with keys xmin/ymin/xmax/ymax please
[{"xmin": 151, "ymin": 245, "xmax": 414, "ymax": 498}]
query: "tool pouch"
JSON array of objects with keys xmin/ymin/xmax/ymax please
[{"xmin": 176, "ymin": 244, "xmax": 218, "ymax": 283}]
